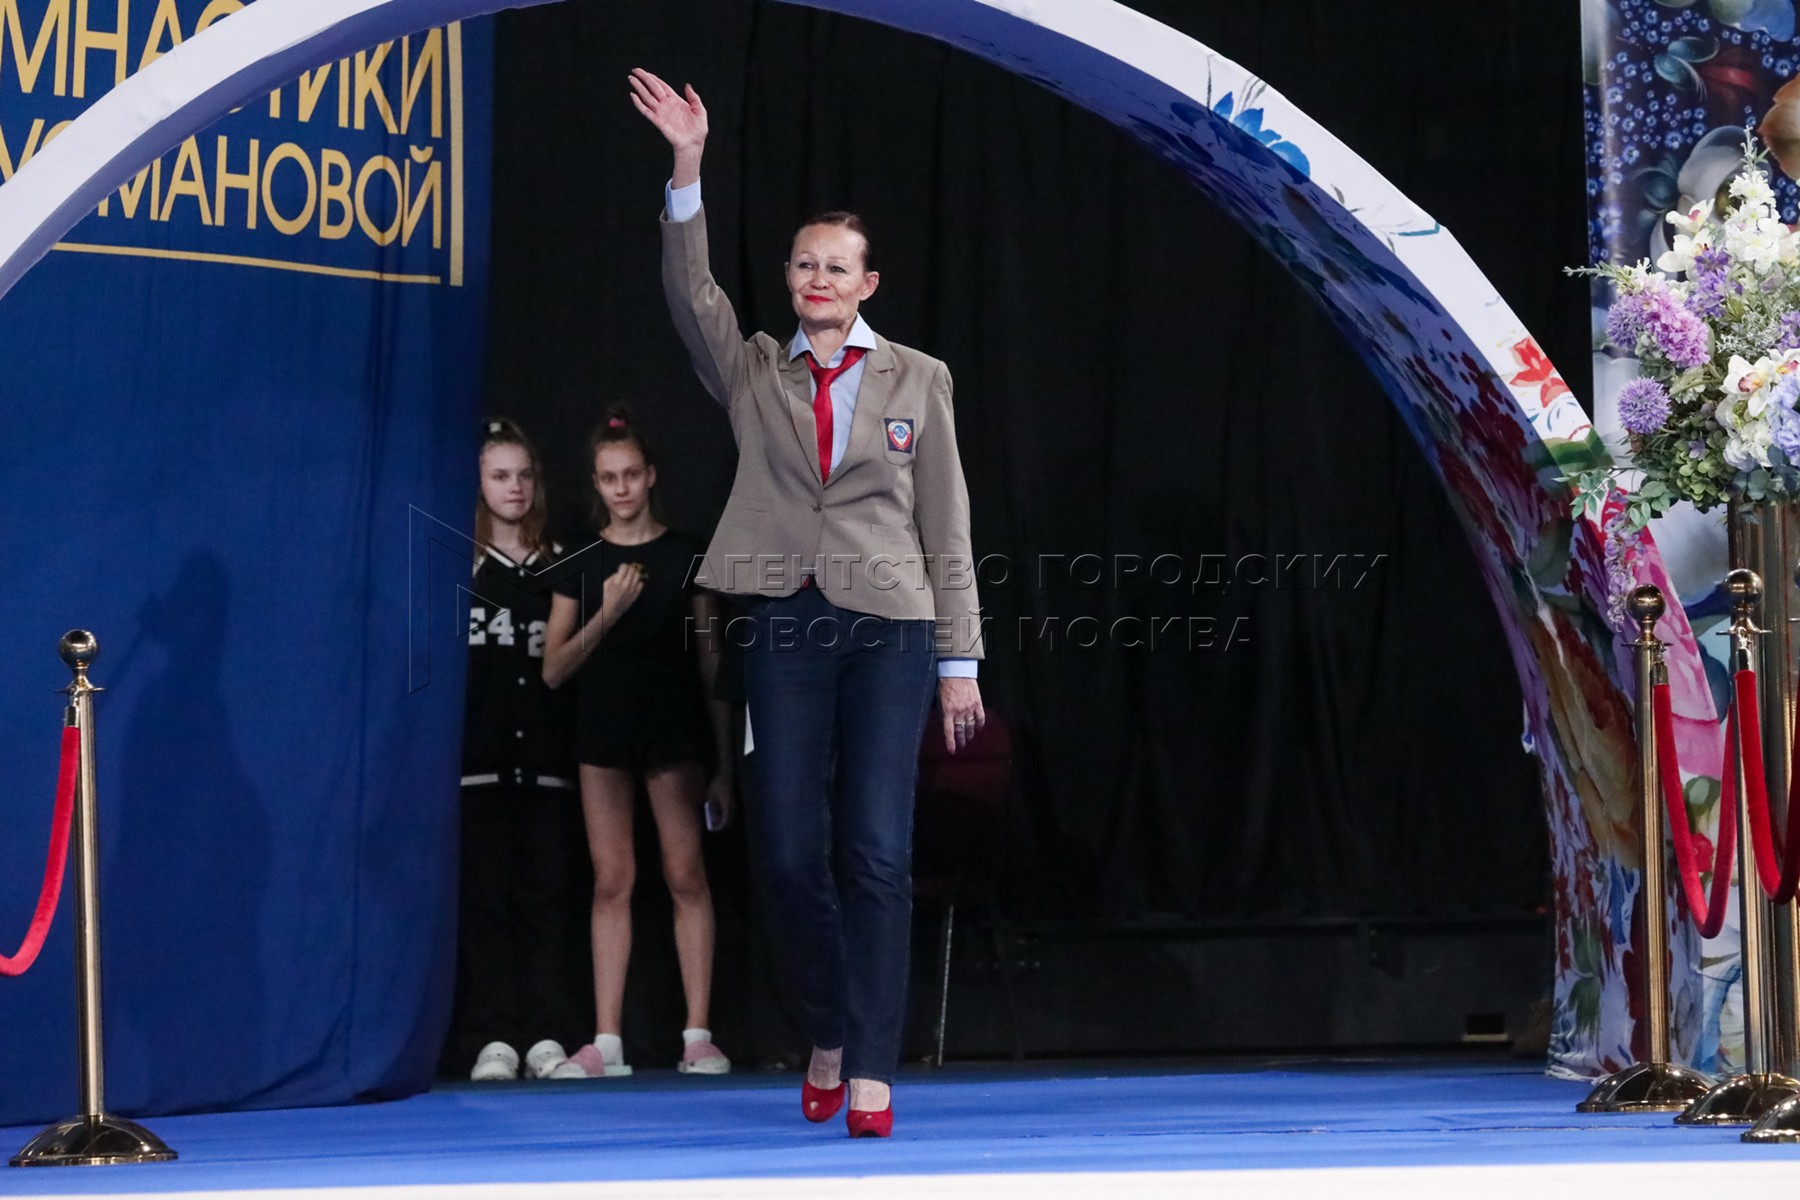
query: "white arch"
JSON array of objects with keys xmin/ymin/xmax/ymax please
[
  {"xmin": 0, "ymin": 0, "xmax": 1650, "ymax": 1078},
  {"xmin": 0, "ymin": 1, "xmax": 1583, "ymax": 446}
]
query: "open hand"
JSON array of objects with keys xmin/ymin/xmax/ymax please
[{"xmin": 628, "ymin": 68, "xmax": 708, "ymax": 154}]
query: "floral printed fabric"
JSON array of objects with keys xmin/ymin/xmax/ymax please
[{"xmin": 1583, "ymin": 0, "xmax": 1800, "ymax": 1077}]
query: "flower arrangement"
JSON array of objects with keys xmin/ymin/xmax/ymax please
[{"xmin": 1570, "ymin": 135, "xmax": 1800, "ymax": 529}]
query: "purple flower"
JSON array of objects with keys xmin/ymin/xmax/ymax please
[
  {"xmin": 1686, "ymin": 274, "xmax": 1731, "ymax": 318},
  {"xmin": 1607, "ymin": 292, "xmax": 1647, "ymax": 349},
  {"xmin": 1779, "ymin": 311, "xmax": 1800, "ymax": 352},
  {"xmin": 1775, "ymin": 373, "xmax": 1800, "ymax": 411},
  {"xmin": 1618, "ymin": 378, "xmax": 1672, "ymax": 435},
  {"xmin": 1694, "ymin": 246, "xmax": 1731, "ymax": 273},
  {"xmin": 1770, "ymin": 374, "xmax": 1800, "ymax": 461},
  {"xmin": 1642, "ymin": 287, "xmax": 1711, "ymax": 368},
  {"xmin": 1685, "ymin": 251, "xmax": 1739, "ymax": 319}
]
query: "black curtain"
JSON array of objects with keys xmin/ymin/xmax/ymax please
[{"xmin": 484, "ymin": 0, "xmax": 1585, "ymax": 922}]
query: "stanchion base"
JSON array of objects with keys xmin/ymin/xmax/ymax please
[
  {"xmin": 1577, "ymin": 1061, "xmax": 1716, "ymax": 1113},
  {"xmin": 1673, "ymin": 1072, "xmax": 1800, "ymax": 1126},
  {"xmin": 9, "ymin": 1113, "xmax": 177, "ymax": 1167},
  {"xmin": 1741, "ymin": 1091, "xmax": 1800, "ymax": 1142}
]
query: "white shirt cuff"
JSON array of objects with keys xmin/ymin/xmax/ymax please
[
  {"xmin": 666, "ymin": 179, "xmax": 702, "ymax": 222},
  {"xmin": 936, "ymin": 659, "xmax": 977, "ymax": 680}
]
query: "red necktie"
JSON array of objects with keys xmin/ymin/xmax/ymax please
[{"xmin": 804, "ymin": 347, "xmax": 866, "ymax": 484}]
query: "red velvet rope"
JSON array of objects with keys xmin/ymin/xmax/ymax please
[
  {"xmin": 1782, "ymin": 710, "xmax": 1800, "ymax": 902},
  {"xmin": 1754, "ymin": 683, "xmax": 1800, "ymax": 903},
  {"xmin": 0, "ymin": 728, "xmax": 79, "ymax": 977},
  {"xmin": 1652, "ymin": 683, "xmax": 1736, "ymax": 939},
  {"xmin": 1735, "ymin": 668, "xmax": 1789, "ymax": 900},
  {"xmin": 1732, "ymin": 669, "xmax": 1800, "ymax": 903}
]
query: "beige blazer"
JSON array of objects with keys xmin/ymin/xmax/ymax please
[{"xmin": 661, "ymin": 205, "xmax": 984, "ymax": 660}]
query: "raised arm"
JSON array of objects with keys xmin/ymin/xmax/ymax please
[
  {"xmin": 629, "ymin": 68, "xmax": 751, "ymax": 411},
  {"xmin": 628, "ymin": 68, "xmax": 705, "ymax": 188}
]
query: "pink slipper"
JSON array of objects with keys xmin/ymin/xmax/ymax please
[
  {"xmin": 678, "ymin": 1038, "xmax": 731, "ymax": 1075},
  {"xmin": 549, "ymin": 1044, "xmax": 633, "ymax": 1079}
]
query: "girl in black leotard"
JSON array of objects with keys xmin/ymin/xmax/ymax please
[{"xmin": 543, "ymin": 408, "xmax": 734, "ymax": 1077}]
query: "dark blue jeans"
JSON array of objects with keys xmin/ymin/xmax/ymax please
[{"xmin": 740, "ymin": 587, "xmax": 938, "ymax": 1084}]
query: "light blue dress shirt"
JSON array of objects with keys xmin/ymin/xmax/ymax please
[{"xmin": 667, "ymin": 179, "xmax": 975, "ymax": 680}]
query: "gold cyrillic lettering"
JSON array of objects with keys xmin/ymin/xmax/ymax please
[
  {"xmin": 296, "ymin": 62, "xmax": 331, "ymax": 122},
  {"xmin": 318, "ymin": 147, "xmax": 352, "ymax": 239},
  {"xmin": 261, "ymin": 142, "xmax": 315, "ymax": 235},
  {"xmin": 353, "ymin": 42, "xmax": 397, "ymax": 133},
  {"xmin": 355, "ymin": 153, "xmax": 402, "ymax": 245},
  {"xmin": 158, "ymin": 134, "xmax": 212, "ymax": 224},
  {"xmin": 213, "ymin": 134, "xmax": 258, "ymax": 229},
  {"xmin": 0, "ymin": 115, "xmax": 45, "ymax": 179},
  {"xmin": 138, "ymin": 0, "xmax": 180, "ymax": 71},
  {"xmin": 403, "ymin": 146, "xmax": 440, "ymax": 248},
  {"xmin": 73, "ymin": 0, "xmax": 128, "ymax": 98},
  {"xmin": 0, "ymin": 0, "xmax": 68, "ymax": 95},
  {"xmin": 400, "ymin": 31, "xmax": 441, "ymax": 138}
]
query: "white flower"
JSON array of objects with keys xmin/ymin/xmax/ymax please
[
  {"xmin": 1667, "ymin": 201, "xmax": 1711, "ymax": 237},
  {"xmin": 1719, "ymin": 391, "xmax": 1766, "ymax": 430},
  {"xmin": 1730, "ymin": 169, "xmax": 1777, "ymax": 212},
  {"xmin": 1620, "ymin": 258, "xmax": 1660, "ymax": 289},
  {"xmin": 1717, "ymin": 359, "xmax": 1781, "ymax": 466},
  {"xmin": 1724, "ymin": 421, "xmax": 1774, "ymax": 469},
  {"xmin": 1657, "ymin": 228, "xmax": 1713, "ymax": 275},
  {"xmin": 1725, "ymin": 354, "xmax": 1769, "ymax": 398},
  {"xmin": 1725, "ymin": 214, "xmax": 1791, "ymax": 274}
]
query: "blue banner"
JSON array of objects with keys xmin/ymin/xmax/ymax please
[{"xmin": 0, "ymin": 0, "xmax": 490, "ymax": 1124}]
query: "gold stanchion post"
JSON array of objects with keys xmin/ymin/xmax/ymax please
[
  {"xmin": 10, "ymin": 631, "xmax": 175, "ymax": 1168},
  {"xmin": 1677, "ymin": 571, "xmax": 1800, "ymax": 1125},
  {"xmin": 1745, "ymin": 545, "xmax": 1800, "ymax": 1143},
  {"xmin": 1579, "ymin": 586, "xmax": 1714, "ymax": 1112}
]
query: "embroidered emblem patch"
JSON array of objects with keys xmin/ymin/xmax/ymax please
[{"xmin": 884, "ymin": 418, "xmax": 915, "ymax": 453}]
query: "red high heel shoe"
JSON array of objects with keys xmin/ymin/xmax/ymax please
[
  {"xmin": 846, "ymin": 1103, "xmax": 893, "ymax": 1138},
  {"xmin": 802, "ymin": 1079, "xmax": 846, "ymax": 1123}
]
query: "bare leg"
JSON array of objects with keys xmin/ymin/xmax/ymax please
[
  {"xmin": 645, "ymin": 761, "xmax": 713, "ymax": 1031},
  {"xmin": 849, "ymin": 1079, "xmax": 891, "ymax": 1111},
  {"xmin": 580, "ymin": 764, "xmax": 636, "ymax": 1038},
  {"xmin": 809, "ymin": 1046, "xmax": 843, "ymax": 1090}
]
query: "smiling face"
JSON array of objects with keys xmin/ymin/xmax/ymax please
[
  {"xmin": 786, "ymin": 223, "xmax": 879, "ymax": 331},
  {"xmin": 593, "ymin": 440, "xmax": 655, "ymax": 525},
  {"xmin": 479, "ymin": 442, "xmax": 536, "ymax": 526}
]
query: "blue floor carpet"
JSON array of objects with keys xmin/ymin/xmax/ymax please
[{"xmin": 0, "ymin": 1058, "xmax": 1794, "ymax": 1194}]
